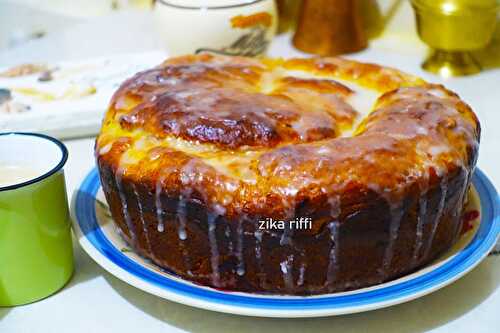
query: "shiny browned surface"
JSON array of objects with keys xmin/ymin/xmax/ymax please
[{"xmin": 96, "ymin": 54, "xmax": 480, "ymax": 295}]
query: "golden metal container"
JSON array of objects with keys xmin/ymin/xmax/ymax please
[
  {"xmin": 276, "ymin": 0, "xmax": 301, "ymax": 33},
  {"xmin": 293, "ymin": 0, "xmax": 367, "ymax": 56},
  {"xmin": 412, "ymin": 0, "xmax": 499, "ymax": 76}
]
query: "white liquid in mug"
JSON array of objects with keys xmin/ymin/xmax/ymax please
[{"xmin": 0, "ymin": 165, "xmax": 41, "ymax": 188}]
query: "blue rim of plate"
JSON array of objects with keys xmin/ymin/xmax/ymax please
[{"xmin": 74, "ymin": 167, "xmax": 500, "ymax": 311}]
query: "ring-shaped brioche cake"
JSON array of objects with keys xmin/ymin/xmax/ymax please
[{"xmin": 96, "ymin": 54, "xmax": 480, "ymax": 295}]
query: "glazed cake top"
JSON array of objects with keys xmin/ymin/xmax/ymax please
[{"xmin": 96, "ymin": 54, "xmax": 480, "ymax": 219}]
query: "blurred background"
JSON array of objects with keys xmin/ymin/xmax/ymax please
[
  {"xmin": 0, "ymin": 0, "xmax": 498, "ymax": 138},
  {"xmin": 0, "ymin": 0, "xmax": 498, "ymax": 66},
  {"xmin": 0, "ymin": 0, "xmax": 153, "ymax": 50}
]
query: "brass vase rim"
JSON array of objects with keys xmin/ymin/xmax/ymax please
[{"xmin": 411, "ymin": 0, "xmax": 500, "ymax": 16}]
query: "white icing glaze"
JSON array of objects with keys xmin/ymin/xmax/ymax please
[
  {"xmin": 235, "ymin": 218, "xmax": 245, "ymax": 276},
  {"xmin": 412, "ymin": 168, "xmax": 430, "ymax": 266},
  {"xmin": 207, "ymin": 213, "xmax": 221, "ymax": 287},
  {"xmin": 412, "ymin": 193, "xmax": 427, "ymax": 266},
  {"xmin": 225, "ymin": 224, "xmax": 234, "ymax": 254},
  {"xmin": 326, "ymin": 221, "xmax": 340, "ymax": 288},
  {"xmin": 155, "ymin": 175, "xmax": 166, "ymax": 233},
  {"xmin": 452, "ymin": 168, "xmax": 470, "ymax": 243},
  {"xmin": 380, "ymin": 203, "xmax": 404, "ymax": 277},
  {"xmin": 423, "ymin": 175, "xmax": 448, "ymax": 259},
  {"xmin": 298, "ymin": 262, "xmax": 306, "ymax": 287},
  {"xmin": 133, "ymin": 184, "xmax": 152, "ymax": 252},
  {"xmin": 115, "ymin": 166, "xmax": 136, "ymax": 244},
  {"xmin": 326, "ymin": 195, "xmax": 341, "ymax": 288},
  {"xmin": 280, "ymin": 254, "xmax": 295, "ymax": 291},
  {"xmin": 254, "ymin": 229, "xmax": 263, "ymax": 273},
  {"xmin": 177, "ymin": 196, "xmax": 188, "ymax": 241},
  {"xmin": 98, "ymin": 142, "xmax": 114, "ymax": 155}
]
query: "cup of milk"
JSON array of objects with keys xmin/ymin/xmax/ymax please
[
  {"xmin": 0, "ymin": 132, "xmax": 73, "ymax": 306},
  {"xmin": 153, "ymin": 0, "xmax": 278, "ymax": 56}
]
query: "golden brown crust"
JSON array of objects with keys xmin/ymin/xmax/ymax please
[{"xmin": 96, "ymin": 54, "xmax": 480, "ymax": 294}]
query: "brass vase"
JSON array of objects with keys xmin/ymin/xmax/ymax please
[{"xmin": 412, "ymin": 0, "xmax": 499, "ymax": 76}]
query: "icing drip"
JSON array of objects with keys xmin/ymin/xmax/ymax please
[
  {"xmin": 280, "ymin": 254, "xmax": 295, "ymax": 291},
  {"xmin": 155, "ymin": 176, "xmax": 165, "ymax": 233},
  {"xmin": 326, "ymin": 221, "xmax": 340, "ymax": 289},
  {"xmin": 424, "ymin": 176, "xmax": 448, "ymax": 260},
  {"xmin": 177, "ymin": 194, "xmax": 192, "ymax": 272},
  {"xmin": 225, "ymin": 225, "xmax": 234, "ymax": 254},
  {"xmin": 155, "ymin": 166, "xmax": 192, "ymax": 272},
  {"xmin": 298, "ymin": 262, "xmax": 306, "ymax": 287},
  {"xmin": 98, "ymin": 142, "xmax": 113, "ymax": 155},
  {"xmin": 452, "ymin": 168, "xmax": 470, "ymax": 242},
  {"xmin": 280, "ymin": 199, "xmax": 296, "ymax": 246},
  {"xmin": 328, "ymin": 195, "xmax": 341, "ymax": 217},
  {"xmin": 380, "ymin": 203, "xmax": 404, "ymax": 278},
  {"xmin": 177, "ymin": 195, "xmax": 188, "ymax": 240},
  {"xmin": 154, "ymin": 165, "xmax": 178, "ymax": 233},
  {"xmin": 115, "ymin": 167, "xmax": 136, "ymax": 244},
  {"xmin": 412, "ymin": 193, "xmax": 427, "ymax": 266},
  {"xmin": 254, "ymin": 229, "xmax": 263, "ymax": 282},
  {"xmin": 326, "ymin": 195, "xmax": 341, "ymax": 288},
  {"xmin": 133, "ymin": 184, "xmax": 152, "ymax": 252},
  {"xmin": 235, "ymin": 218, "xmax": 245, "ymax": 276},
  {"xmin": 280, "ymin": 222, "xmax": 293, "ymax": 246},
  {"xmin": 207, "ymin": 213, "xmax": 221, "ymax": 287}
]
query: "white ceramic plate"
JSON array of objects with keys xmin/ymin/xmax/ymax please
[{"xmin": 71, "ymin": 168, "xmax": 500, "ymax": 318}]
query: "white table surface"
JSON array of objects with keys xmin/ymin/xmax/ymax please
[{"xmin": 0, "ymin": 2, "xmax": 499, "ymax": 332}]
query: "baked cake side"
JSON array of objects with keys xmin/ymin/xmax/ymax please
[{"xmin": 95, "ymin": 54, "xmax": 480, "ymax": 295}]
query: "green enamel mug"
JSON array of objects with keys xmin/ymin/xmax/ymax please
[{"xmin": 0, "ymin": 132, "xmax": 73, "ymax": 306}]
